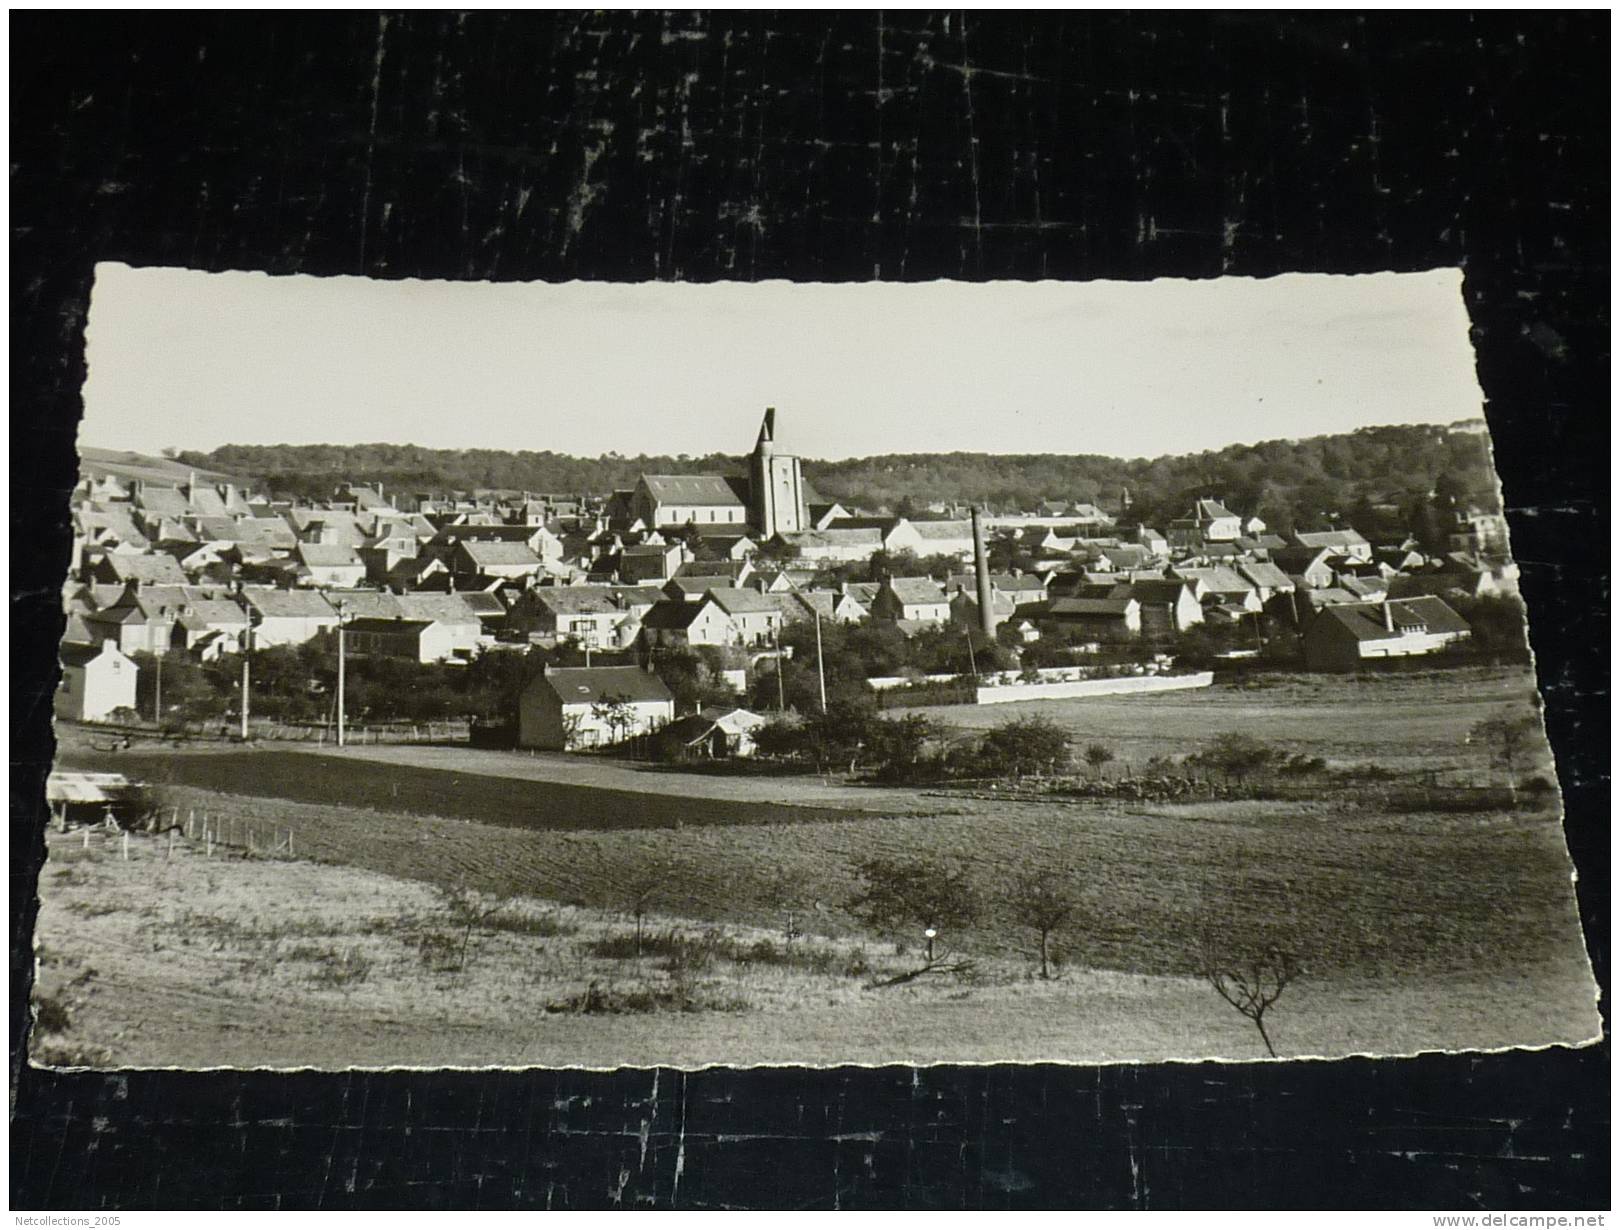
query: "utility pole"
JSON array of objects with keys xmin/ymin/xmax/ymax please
[
  {"xmin": 813, "ymin": 610, "xmax": 827, "ymax": 715},
  {"xmin": 239, "ymin": 625, "xmax": 252, "ymax": 741},
  {"xmin": 150, "ymin": 622, "xmax": 163, "ymax": 725},
  {"xmin": 779, "ymin": 571, "xmax": 827, "ymax": 715},
  {"xmin": 774, "ymin": 622, "xmax": 786, "ymax": 713},
  {"xmin": 335, "ymin": 599, "xmax": 347, "ymax": 748}
]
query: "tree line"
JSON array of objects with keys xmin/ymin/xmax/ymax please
[{"xmin": 178, "ymin": 421, "xmax": 1499, "ymax": 536}]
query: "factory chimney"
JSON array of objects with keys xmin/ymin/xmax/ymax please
[{"xmin": 971, "ymin": 506, "xmax": 996, "ymax": 638}]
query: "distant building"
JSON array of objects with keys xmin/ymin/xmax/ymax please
[
  {"xmin": 659, "ymin": 707, "xmax": 768, "ymax": 759},
  {"xmin": 517, "ymin": 665, "xmax": 674, "ymax": 751},
  {"xmin": 56, "ymin": 640, "xmax": 138, "ymax": 722},
  {"xmin": 1302, "ymin": 597, "xmax": 1471, "ymax": 671},
  {"xmin": 870, "ymin": 577, "xmax": 951, "ymax": 626},
  {"xmin": 342, "ymin": 616, "xmax": 466, "ymax": 664}
]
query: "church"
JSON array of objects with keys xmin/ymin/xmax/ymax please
[{"xmin": 630, "ymin": 408, "xmax": 811, "ymax": 540}]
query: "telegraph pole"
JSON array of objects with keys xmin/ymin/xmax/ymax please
[
  {"xmin": 773, "ymin": 622, "xmax": 786, "ymax": 713},
  {"xmin": 150, "ymin": 622, "xmax": 163, "ymax": 725},
  {"xmin": 239, "ymin": 625, "xmax": 252, "ymax": 741},
  {"xmin": 335, "ymin": 599, "xmax": 347, "ymax": 748},
  {"xmin": 813, "ymin": 611, "xmax": 827, "ymax": 715}
]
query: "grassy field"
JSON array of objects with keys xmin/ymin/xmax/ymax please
[
  {"xmin": 56, "ymin": 747, "xmax": 895, "ymax": 832},
  {"xmin": 34, "ymin": 664, "xmax": 1596, "ymax": 1068},
  {"xmin": 30, "ymin": 825, "xmax": 1600, "ymax": 1069},
  {"xmin": 908, "ymin": 665, "xmax": 1550, "ymax": 779}
]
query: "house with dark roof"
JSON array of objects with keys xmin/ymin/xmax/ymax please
[
  {"xmin": 1041, "ymin": 595, "xmax": 1143, "ymax": 638},
  {"xmin": 870, "ymin": 577, "xmax": 950, "ymax": 627},
  {"xmin": 91, "ymin": 552, "xmax": 191, "ymax": 587},
  {"xmin": 949, "ymin": 587, "xmax": 1017, "ymax": 632},
  {"xmin": 513, "ymin": 585, "xmax": 649, "ymax": 647},
  {"xmin": 448, "ymin": 540, "xmax": 543, "ymax": 580},
  {"xmin": 659, "ymin": 706, "xmax": 767, "ymax": 759},
  {"xmin": 1303, "ymin": 597, "xmax": 1471, "ymax": 671},
  {"xmin": 342, "ymin": 616, "xmax": 466, "ymax": 664},
  {"xmin": 1112, "ymin": 579, "xmax": 1204, "ymax": 634},
  {"xmin": 518, "ymin": 664, "xmax": 674, "ymax": 750},
  {"xmin": 1294, "ymin": 528, "xmax": 1373, "ymax": 562},
  {"xmin": 618, "ymin": 541, "xmax": 687, "ymax": 584}
]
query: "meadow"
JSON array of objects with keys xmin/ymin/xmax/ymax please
[
  {"xmin": 29, "ymin": 822, "xmax": 1599, "ymax": 1069},
  {"xmin": 33, "ymin": 664, "xmax": 1597, "ymax": 1068}
]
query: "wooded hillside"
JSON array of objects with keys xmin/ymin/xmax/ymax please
[{"xmin": 180, "ymin": 420, "xmax": 1498, "ymax": 536}]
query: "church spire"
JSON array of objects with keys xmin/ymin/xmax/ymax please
[{"xmin": 757, "ymin": 406, "xmax": 776, "ymax": 448}]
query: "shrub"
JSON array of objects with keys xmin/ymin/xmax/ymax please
[
  {"xmin": 306, "ymin": 948, "xmax": 374, "ymax": 988},
  {"xmin": 32, "ymin": 993, "xmax": 71, "ymax": 1035},
  {"xmin": 978, "ymin": 715, "xmax": 1072, "ymax": 779}
]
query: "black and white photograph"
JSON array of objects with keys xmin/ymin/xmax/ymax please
[{"xmin": 34, "ymin": 264, "xmax": 1600, "ymax": 1071}]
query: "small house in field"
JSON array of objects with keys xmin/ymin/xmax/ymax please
[
  {"xmin": 1302, "ymin": 596, "xmax": 1471, "ymax": 671},
  {"xmin": 56, "ymin": 640, "xmax": 137, "ymax": 722},
  {"xmin": 659, "ymin": 706, "xmax": 768, "ymax": 759},
  {"xmin": 518, "ymin": 664, "xmax": 674, "ymax": 750}
]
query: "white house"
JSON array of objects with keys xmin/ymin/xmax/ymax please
[
  {"xmin": 241, "ymin": 588, "xmax": 339, "ymax": 648},
  {"xmin": 56, "ymin": 640, "xmax": 137, "ymax": 722},
  {"xmin": 518, "ymin": 664, "xmax": 675, "ymax": 750}
]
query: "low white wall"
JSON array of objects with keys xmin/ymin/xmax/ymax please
[
  {"xmin": 867, "ymin": 664, "xmax": 1175, "ymax": 691},
  {"xmin": 974, "ymin": 671, "xmax": 1214, "ymax": 705}
]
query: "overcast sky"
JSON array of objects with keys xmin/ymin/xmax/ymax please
[{"xmin": 82, "ymin": 265, "xmax": 1482, "ymax": 462}]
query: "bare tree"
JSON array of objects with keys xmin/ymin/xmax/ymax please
[
  {"xmin": 1197, "ymin": 935, "xmax": 1300, "ymax": 1058},
  {"xmin": 1011, "ymin": 869, "xmax": 1076, "ymax": 980},
  {"xmin": 626, "ymin": 873, "xmax": 662, "ymax": 957},
  {"xmin": 591, "ymin": 693, "xmax": 636, "ymax": 747},
  {"xmin": 437, "ymin": 883, "xmax": 515, "ymax": 972},
  {"xmin": 1469, "ymin": 712, "xmax": 1540, "ymax": 804}
]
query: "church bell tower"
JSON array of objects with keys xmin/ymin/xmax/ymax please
[{"xmin": 749, "ymin": 407, "xmax": 808, "ymax": 539}]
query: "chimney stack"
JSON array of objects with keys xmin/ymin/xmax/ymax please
[{"xmin": 971, "ymin": 506, "xmax": 996, "ymax": 638}]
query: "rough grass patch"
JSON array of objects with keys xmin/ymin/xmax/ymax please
[
  {"xmin": 305, "ymin": 948, "xmax": 374, "ymax": 988},
  {"xmin": 483, "ymin": 909, "xmax": 579, "ymax": 938},
  {"xmin": 66, "ymin": 900, "xmax": 121, "ymax": 918},
  {"xmin": 544, "ymin": 979, "xmax": 750, "ymax": 1016}
]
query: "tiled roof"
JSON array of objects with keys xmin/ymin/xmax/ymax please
[
  {"xmin": 639, "ymin": 474, "xmax": 746, "ymax": 505},
  {"xmin": 884, "ymin": 577, "xmax": 947, "ymax": 605},
  {"xmin": 457, "ymin": 541, "xmax": 542, "ymax": 567},
  {"xmin": 708, "ymin": 587, "xmax": 782, "ymax": 616},
  {"xmin": 536, "ymin": 665, "xmax": 673, "ymax": 707},
  {"xmin": 242, "ymin": 588, "xmax": 337, "ymax": 619}
]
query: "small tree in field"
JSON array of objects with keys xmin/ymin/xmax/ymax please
[
  {"xmin": 979, "ymin": 715, "xmax": 1072, "ymax": 780},
  {"xmin": 1082, "ymin": 743, "xmax": 1115, "ymax": 778},
  {"xmin": 625, "ymin": 873, "xmax": 662, "ymax": 957},
  {"xmin": 1470, "ymin": 712, "xmax": 1540, "ymax": 803},
  {"xmin": 1197, "ymin": 935, "xmax": 1300, "ymax": 1059},
  {"xmin": 848, "ymin": 855, "xmax": 980, "ymax": 983},
  {"xmin": 1193, "ymin": 732, "xmax": 1275, "ymax": 785},
  {"xmin": 1011, "ymin": 870, "xmax": 1076, "ymax": 979},
  {"xmin": 436, "ymin": 883, "xmax": 515, "ymax": 972}
]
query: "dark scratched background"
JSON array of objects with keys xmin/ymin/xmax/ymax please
[{"xmin": 10, "ymin": 11, "xmax": 1609, "ymax": 1209}]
